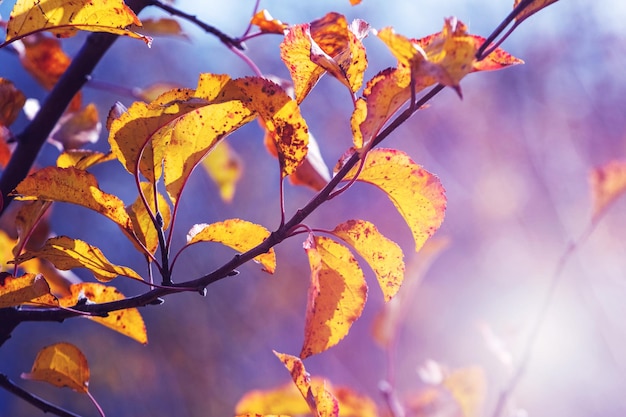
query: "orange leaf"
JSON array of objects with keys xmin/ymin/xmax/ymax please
[
  {"xmin": 470, "ymin": 35, "xmax": 524, "ymax": 71},
  {"xmin": 13, "ymin": 236, "xmax": 143, "ymax": 282},
  {"xmin": 201, "ymin": 140, "xmax": 243, "ymax": 203},
  {"xmin": 59, "ymin": 283, "xmax": 147, "ymax": 344},
  {"xmin": 350, "ymin": 0, "xmax": 362, "ymax": 4},
  {"xmin": 13, "ymin": 200, "xmax": 51, "ymax": 257},
  {"xmin": 236, "ymin": 376, "xmax": 377, "ymax": 417},
  {"xmin": 5, "ymin": 0, "xmax": 150, "ymax": 45},
  {"xmin": 0, "ymin": 78, "xmax": 26, "ymax": 126},
  {"xmin": 49, "ymin": 103, "xmax": 101, "ymax": 151},
  {"xmin": 0, "ymin": 273, "xmax": 57, "ymax": 308},
  {"xmin": 331, "ymin": 219, "xmax": 404, "ymax": 302},
  {"xmin": 127, "ymin": 182, "xmax": 171, "ymax": 254},
  {"xmin": 301, "ymin": 235, "xmax": 367, "ymax": 358},
  {"xmin": 274, "ymin": 351, "xmax": 339, "ymax": 417},
  {"xmin": 21, "ymin": 342, "xmax": 89, "ymax": 393},
  {"xmin": 280, "ymin": 14, "xmax": 369, "ymax": 103},
  {"xmin": 12, "ymin": 166, "xmax": 134, "ymax": 239},
  {"xmin": 514, "ymin": 0, "xmax": 560, "ymax": 24},
  {"xmin": 590, "ymin": 160, "xmax": 626, "ymax": 221},
  {"xmin": 20, "ymin": 258, "xmax": 82, "ymax": 298},
  {"xmin": 56, "ymin": 150, "xmax": 115, "ymax": 170},
  {"xmin": 251, "ymin": 9, "xmax": 288, "ymax": 34},
  {"xmin": 340, "ymin": 149, "xmax": 446, "ymax": 252},
  {"xmin": 187, "ymin": 219, "xmax": 275, "ymax": 273},
  {"xmin": 0, "ymin": 229, "xmax": 18, "ymax": 272},
  {"xmin": 16, "ymin": 35, "xmax": 72, "ymax": 91}
]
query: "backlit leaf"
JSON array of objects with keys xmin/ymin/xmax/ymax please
[
  {"xmin": 287, "ymin": 132, "xmax": 331, "ymax": 191},
  {"xmin": 56, "ymin": 150, "xmax": 115, "ymax": 170},
  {"xmin": 0, "ymin": 273, "xmax": 57, "ymax": 308},
  {"xmin": 236, "ymin": 376, "xmax": 377, "ymax": 417},
  {"xmin": 0, "ymin": 78, "xmax": 26, "ymax": 126},
  {"xmin": 5, "ymin": 0, "xmax": 150, "ymax": 45},
  {"xmin": 17, "ymin": 35, "xmax": 70, "ymax": 89},
  {"xmin": 59, "ymin": 282, "xmax": 147, "ymax": 344},
  {"xmin": 127, "ymin": 182, "xmax": 171, "ymax": 254},
  {"xmin": 590, "ymin": 160, "xmax": 626, "ymax": 221},
  {"xmin": 301, "ymin": 235, "xmax": 367, "ymax": 358},
  {"xmin": 13, "ymin": 200, "xmax": 51, "ymax": 257},
  {"xmin": 274, "ymin": 351, "xmax": 339, "ymax": 417},
  {"xmin": 514, "ymin": 0, "xmax": 559, "ymax": 24},
  {"xmin": 251, "ymin": 9, "xmax": 287, "ymax": 34},
  {"xmin": 13, "ymin": 236, "xmax": 143, "ymax": 282},
  {"xmin": 130, "ymin": 17, "xmax": 187, "ymax": 39},
  {"xmin": 471, "ymin": 36, "xmax": 524, "ymax": 71},
  {"xmin": 201, "ymin": 140, "xmax": 243, "ymax": 203},
  {"xmin": 49, "ymin": 103, "xmax": 101, "ymax": 151},
  {"xmin": 20, "ymin": 258, "xmax": 82, "ymax": 298},
  {"xmin": 341, "ymin": 149, "xmax": 446, "ymax": 252},
  {"xmin": 21, "ymin": 342, "xmax": 89, "ymax": 393},
  {"xmin": 280, "ymin": 13, "xmax": 369, "ymax": 103},
  {"xmin": 186, "ymin": 219, "xmax": 275, "ymax": 273},
  {"xmin": 443, "ymin": 366, "xmax": 487, "ymax": 417},
  {"xmin": 12, "ymin": 166, "xmax": 134, "ymax": 239},
  {"xmin": 331, "ymin": 219, "xmax": 404, "ymax": 302}
]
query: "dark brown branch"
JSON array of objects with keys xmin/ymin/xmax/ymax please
[{"xmin": 0, "ymin": 374, "xmax": 82, "ymax": 417}]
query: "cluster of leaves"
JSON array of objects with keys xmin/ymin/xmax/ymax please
[{"xmin": 0, "ymin": 0, "xmax": 573, "ymax": 416}]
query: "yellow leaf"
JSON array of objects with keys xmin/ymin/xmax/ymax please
[
  {"xmin": 0, "ymin": 273, "xmax": 57, "ymax": 308},
  {"xmin": 443, "ymin": 366, "xmax": 487, "ymax": 417},
  {"xmin": 187, "ymin": 219, "xmax": 275, "ymax": 273},
  {"xmin": 49, "ymin": 103, "xmax": 101, "ymax": 151},
  {"xmin": 21, "ymin": 257, "xmax": 82, "ymax": 298},
  {"xmin": 21, "ymin": 342, "xmax": 89, "ymax": 393},
  {"xmin": 12, "ymin": 166, "xmax": 135, "ymax": 240},
  {"xmin": 201, "ymin": 140, "xmax": 243, "ymax": 203},
  {"xmin": 273, "ymin": 352, "xmax": 339, "ymax": 417},
  {"xmin": 287, "ymin": 132, "xmax": 331, "ymax": 191},
  {"xmin": 341, "ymin": 149, "xmax": 446, "ymax": 252},
  {"xmin": 0, "ymin": 229, "xmax": 18, "ymax": 272},
  {"xmin": 59, "ymin": 283, "xmax": 147, "ymax": 344},
  {"xmin": 590, "ymin": 160, "xmax": 626, "ymax": 221},
  {"xmin": 0, "ymin": 78, "xmax": 26, "ymax": 126},
  {"xmin": 56, "ymin": 150, "xmax": 115, "ymax": 170},
  {"xmin": 13, "ymin": 236, "xmax": 143, "ymax": 282},
  {"xmin": 301, "ymin": 235, "xmax": 367, "ymax": 358},
  {"xmin": 514, "ymin": 0, "xmax": 559, "ymax": 24},
  {"xmin": 331, "ymin": 219, "xmax": 404, "ymax": 302},
  {"xmin": 129, "ymin": 17, "xmax": 187, "ymax": 39},
  {"xmin": 127, "ymin": 182, "xmax": 171, "ymax": 254},
  {"xmin": 5, "ymin": 0, "xmax": 150, "ymax": 45},
  {"xmin": 250, "ymin": 9, "xmax": 288, "ymax": 35},
  {"xmin": 280, "ymin": 24, "xmax": 324, "ymax": 104}
]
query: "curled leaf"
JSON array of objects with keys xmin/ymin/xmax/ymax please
[
  {"xmin": 187, "ymin": 219, "xmax": 275, "ymax": 273},
  {"xmin": 56, "ymin": 150, "xmax": 115, "ymax": 170},
  {"xmin": 5, "ymin": 0, "xmax": 150, "ymax": 45},
  {"xmin": 13, "ymin": 236, "xmax": 143, "ymax": 282},
  {"xmin": 301, "ymin": 235, "xmax": 367, "ymax": 358},
  {"xmin": 59, "ymin": 283, "xmax": 147, "ymax": 344},
  {"xmin": 0, "ymin": 273, "xmax": 57, "ymax": 308},
  {"xmin": 331, "ymin": 219, "xmax": 404, "ymax": 301},
  {"xmin": 340, "ymin": 149, "xmax": 446, "ymax": 252},
  {"xmin": 21, "ymin": 342, "xmax": 89, "ymax": 393},
  {"xmin": 251, "ymin": 9, "xmax": 288, "ymax": 34}
]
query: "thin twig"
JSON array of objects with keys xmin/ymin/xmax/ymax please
[{"xmin": 0, "ymin": 374, "xmax": 82, "ymax": 417}]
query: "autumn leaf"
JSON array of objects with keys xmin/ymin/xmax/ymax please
[
  {"xmin": 443, "ymin": 366, "xmax": 487, "ymax": 417},
  {"xmin": 280, "ymin": 13, "xmax": 369, "ymax": 103},
  {"xmin": 201, "ymin": 140, "xmax": 243, "ymax": 203},
  {"xmin": 0, "ymin": 273, "xmax": 57, "ymax": 308},
  {"xmin": 49, "ymin": 103, "xmax": 101, "ymax": 151},
  {"xmin": 186, "ymin": 219, "xmax": 275, "ymax": 273},
  {"xmin": 130, "ymin": 17, "xmax": 188, "ymax": 39},
  {"xmin": 331, "ymin": 219, "xmax": 404, "ymax": 302},
  {"xmin": 288, "ymin": 132, "xmax": 331, "ymax": 191},
  {"xmin": 56, "ymin": 150, "xmax": 115, "ymax": 170},
  {"xmin": 5, "ymin": 0, "xmax": 150, "ymax": 45},
  {"xmin": 301, "ymin": 235, "xmax": 367, "ymax": 358},
  {"xmin": 127, "ymin": 182, "xmax": 171, "ymax": 254},
  {"xmin": 0, "ymin": 78, "xmax": 26, "ymax": 126},
  {"xmin": 59, "ymin": 283, "xmax": 147, "ymax": 344},
  {"xmin": 13, "ymin": 236, "xmax": 143, "ymax": 282},
  {"xmin": 274, "ymin": 351, "xmax": 339, "ymax": 417},
  {"xmin": 13, "ymin": 200, "xmax": 51, "ymax": 258},
  {"xmin": 236, "ymin": 376, "xmax": 378, "ymax": 417},
  {"xmin": 21, "ymin": 342, "xmax": 89, "ymax": 393},
  {"xmin": 251, "ymin": 9, "xmax": 288, "ymax": 34},
  {"xmin": 340, "ymin": 149, "xmax": 446, "ymax": 252},
  {"xmin": 514, "ymin": 0, "xmax": 560, "ymax": 25},
  {"xmin": 16, "ymin": 35, "xmax": 70, "ymax": 89},
  {"xmin": 590, "ymin": 160, "xmax": 626, "ymax": 221},
  {"xmin": 20, "ymin": 258, "xmax": 82, "ymax": 298},
  {"xmin": 12, "ymin": 166, "xmax": 135, "ymax": 240}
]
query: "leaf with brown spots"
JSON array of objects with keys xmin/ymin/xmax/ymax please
[
  {"xmin": 251, "ymin": 9, "xmax": 288, "ymax": 34},
  {"xmin": 340, "ymin": 149, "xmax": 446, "ymax": 252},
  {"xmin": 0, "ymin": 273, "xmax": 57, "ymax": 308},
  {"xmin": 21, "ymin": 342, "xmax": 89, "ymax": 393},
  {"xmin": 59, "ymin": 283, "xmax": 147, "ymax": 344},
  {"xmin": 301, "ymin": 235, "xmax": 367, "ymax": 358},
  {"xmin": 0, "ymin": 78, "xmax": 26, "ymax": 127}
]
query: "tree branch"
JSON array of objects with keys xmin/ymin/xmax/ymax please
[{"xmin": 0, "ymin": 374, "xmax": 82, "ymax": 417}]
